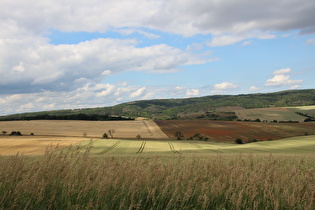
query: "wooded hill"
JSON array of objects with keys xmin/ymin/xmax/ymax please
[{"xmin": 1, "ymin": 89, "xmax": 315, "ymax": 121}]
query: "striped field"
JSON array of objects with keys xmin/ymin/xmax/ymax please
[{"xmin": 65, "ymin": 135, "xmax": 315, "ymax": 155}]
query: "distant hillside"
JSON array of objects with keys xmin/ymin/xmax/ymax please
[{"xmin": 1, "ymin": 89, "xmax": 315, "ymax": 121}]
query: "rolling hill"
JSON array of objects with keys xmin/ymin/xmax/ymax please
[{"xmin": 1, "ymin": 89, "xmax": 315, "ymax": 120}]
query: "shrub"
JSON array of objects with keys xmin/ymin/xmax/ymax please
[
  {"xmin": 235, "ymin": 138, "xmax": 243, "ymax": 144},
  {"xmin": 9, "ymin": 131, "xmax": 22, "ymax": 136}
]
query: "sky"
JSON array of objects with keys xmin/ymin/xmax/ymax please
[{"xmin": 1, "ymin": 0, "xmax": 315, "ymax": 115}]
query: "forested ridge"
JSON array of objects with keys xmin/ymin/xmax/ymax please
[{"xmin": 1, "ymin": 89, "xmax": 315, "ymax": 120}]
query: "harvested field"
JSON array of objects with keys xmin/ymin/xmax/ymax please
[
  {"xmin": 68, "ymin": 135, "xmax": 315, "ymax": 154},
  {"xmin": 0, "ymin": 120, "xmax": 168, "ymax": 155},
  {"xmin": 0, "ymin": 120, "xmax": 168, "ymax": 139},
  {"xmin": 234, "ymin": 107, "xmax": 306, "ymax": 122},
  {"xmin": 155, "ymin": 120, "xmax": 315, "ymax": 141},
  {"xmin": 0, "ymin": 136, "xmax": 84, "ymax": 155},
  {"xmin": 287, "ymin": 105, "xmax": 315, "ymax": 118}
]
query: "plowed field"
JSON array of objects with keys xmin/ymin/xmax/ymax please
[{"xmin": 155, "ymin": 120, "xmax": 315, "ymax": 141}]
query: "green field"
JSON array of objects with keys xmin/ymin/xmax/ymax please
[
  {"xmin": 287, "ymin": 105, "xmax": 315, "ymax": 118},
  {"xmin": 67, "ymin": 135, "xmax": 315, "ymax": 155}
]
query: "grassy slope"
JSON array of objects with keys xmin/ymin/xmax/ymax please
[{"xmin": 287, "ymin": 105, "xmax": 315, "ymax": 118}]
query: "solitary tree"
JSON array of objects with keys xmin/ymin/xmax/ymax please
[
  {"xmin": 174, "ymin": 131, "xmax": 184, "ymax": 140},
  {"xmin": 103, "ymin": 133, "xmax": 108, "ymax": 139},
  {"xmin": 136, "ymin": 134, "xmax": 141, "ymax": 140},
  {"xmin": 108, "ymin": 129, "xmax": 115, "ymax": 138},
  {"xmin": 2, "ymin": 131, "xmax": 7, "ymax": 135}
]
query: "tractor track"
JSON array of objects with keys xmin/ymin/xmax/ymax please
[
  {"xmin": 190, "ymin": 142, "xmax": 202, "ymax": 148},
  {"xmin": 136, "ymin": 141, "xmax": 146, "ymax": 154},
  {"xmin": 98, "ymin": 141, "xmax": 121, "ymax": 155},
  {"xmin": 168, "ymin": 142, "xmax": 179, "ymax": 154}
]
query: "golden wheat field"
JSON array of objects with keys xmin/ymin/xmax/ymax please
[{"xmin": 0, "ymin": 120, "xmax": 168, "ymax": 155}]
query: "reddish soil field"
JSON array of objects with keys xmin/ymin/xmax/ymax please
[{"xmin": 155, "ymin": 120, "xmax": 315, "ymax": 142}]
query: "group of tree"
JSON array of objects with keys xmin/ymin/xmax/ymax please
[
  {"xmin": 1, "ymin": 89, "xmax": 314, "ymax": 121},
  {"xmin": 174, "ymin": 131, "xmax": 209, "ymax": 141},
  {"xmin": 0, "ymin": 114, "xmax": 134, "ymax": 121},
  {"xmin": 103, "ymin": 129, "xmax": 115, "ymax": 139}
]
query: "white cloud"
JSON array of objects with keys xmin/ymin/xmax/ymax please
[
  {"xmin": 2, "ymin": 0, "xmax": 315, "ymax": 38},
  {"xmin": 186, "ymin": 89, "xmax": 199, "ymax": 96},
  {"xmin": 96, "ymin": 84, "xmax": 115, "ymax": 97},
  {"xmin": 249, "ymin": 86, "xmax": 260, "ymax": 92},
  {"xmin": 213, "ymin": 82, "xmax": 238, "ymax": 92},
  {"xmin": 208, "ymin": 32, "xmax": 276, "ymax": 47},
  {"xmin": 101, "ymin": 70, "xmax": 112, "ymax": 76},
  {"xmin": 273, "ymin": 68, "xmax": 291, "ymax": 75},
  {"xmin": 0, "ymin": 37, "xmax": 211, "ymax": 93},
  {"xmin": 130, "ymin": 87, "xmax": 146, "ymax": 98},
  {"xmin": 265, "ymin": 68, "xmax": 303, "ymax": 87},
  {"xmin": 290, "ymin": 85, "xmax": 301, "ymax": 89},
  {"xmin": 241, "ymin": 40, "xmax": 252, "ymax": 46},
  {"xmin": 305, "ymin": 39, "xmax": 315, "ymax": 45}
]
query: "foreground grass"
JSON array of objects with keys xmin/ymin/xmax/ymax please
[{"xmin": 0, "ymin": 146, "xmax": 314, "ymax": 209}]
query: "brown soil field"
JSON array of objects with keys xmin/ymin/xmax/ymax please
[{"xmin": 155, "ymin": 120, "xmax": 315, "ymax": 141}]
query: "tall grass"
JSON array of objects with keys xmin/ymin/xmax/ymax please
[{"xmin": 0, "ymin": 145, "xmax": 314, "ymax": 209}]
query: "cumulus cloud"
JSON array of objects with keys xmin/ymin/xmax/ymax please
[
  {"xmin": 2, "ymin": 0, "xmax": 315, "ymax": 37},
  {"xmin": 208, "ymin": 32, "xmax": 276, "ymax": 47},
  {"xmin": 186, "ymin": 89, "xmax": 199, "ymax": 96},
  {"xmin": 0, "ymin": 37, "xmax": 210, "ymax": 94},
  {"xmin": 130, "ymin": 87, "xmax": 146, "ymax": 98},
  {"xmin": 147, "ymin": 0, "xmax": 315, "ymax": 36},
  {"xmin": 249, "ymin": 86, "xmax": 260, "ymax": 92},
  {"xmin": 305, "ymin": 39, "xmax": 315, "ymax": 45},
  {"xmin": 212, "ymin": 82, "xmax": 238, "ymax": 93},
  {"xmin": 265, "ymin": 68, "xmax": 303, "ymax": 87},
  {"xmin": 273, "ymin": 68, "xmax": 291, "ymax": 75}
]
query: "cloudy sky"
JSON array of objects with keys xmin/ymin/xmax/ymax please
[{"xmin": 1, "ymin": 0, "xmax": 315, "ymax": 115}]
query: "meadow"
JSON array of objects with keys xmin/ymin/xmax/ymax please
[
  {"xmin": 234, "ymin": 107, "xmax": 306, "ymax": 122},
  {"xmin": 0, "ymin": 147, "xmax": 314, "ymax": 209}
]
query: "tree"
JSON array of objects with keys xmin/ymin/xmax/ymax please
[
  {"xmin": 108, "ymin": 129, "xmax": 115, "ymax": 138},
  {"xmin": 235, "ymin": 138, "xmax": 243, "ymax": 144},
  {"xmin": 2, "ymin": 131, "xmax": 7, "ymax": 135},
  {"xmin": 136, "ymin": 134, "xmax": 141, "ymax": 140},
  {"xmin": 103, "ymin": 133, "xmax": 108, "ymax": 139},
  {"xmin": 174, "ymin": 131, "xmax": 184, "ymax": 140}
]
